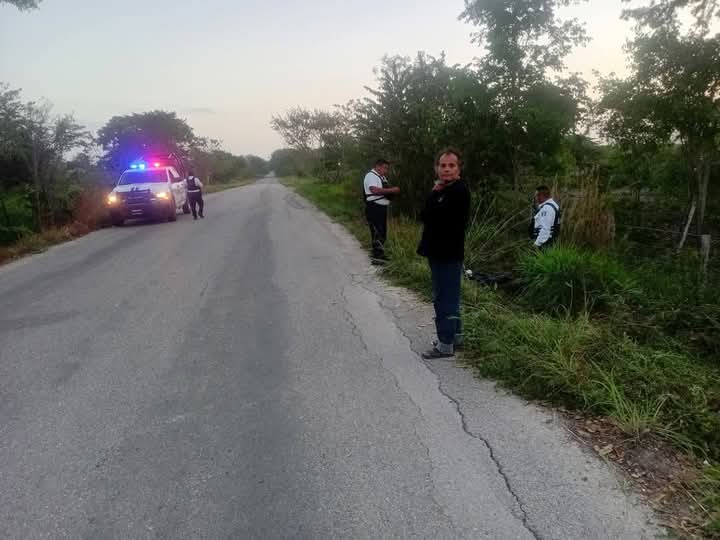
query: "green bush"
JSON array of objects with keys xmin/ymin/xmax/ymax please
[{"xmin": 519, "ymin": 246, "xmax": 639, "ymax": 315}]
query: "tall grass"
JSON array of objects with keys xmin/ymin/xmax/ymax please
[
  {"xmin": 555, "ymin": 171, "xmax": 616, "ymax": 250},
  {"xmin": 463, "ymin": 296, "xmax": 720, "ymax": 454},
  {"xmin": 463, "ymin": 198, "xmax": 528, "ymax": 272},
  {"xmin": 697, "ymin": 465, "xmax": 720, "ymax": 534}
]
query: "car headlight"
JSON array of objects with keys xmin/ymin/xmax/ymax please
[
  {"xmin": 156, "ymin": 191, "xmax": 169, "ymax": 200},
  {"xmin": 107, "ymin": 194, "xmax": 118, "ymax": 205}
]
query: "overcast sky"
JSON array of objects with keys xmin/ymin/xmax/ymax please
[{"xmin": 1, "ymin": 0, "xmax": 636, "ymax": 158}]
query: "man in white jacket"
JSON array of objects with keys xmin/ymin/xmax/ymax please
[
  {"xmin": 186, "ymin": 169, "xmax": 205, "ymax": 220},
  {"xmin": 532, "ymin": 185, "xmax": 561, "ymax": 249}
]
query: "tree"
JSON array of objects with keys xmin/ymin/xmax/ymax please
[
  {"xmin": 270, "ymin": 108, "xmax": 346, "ymax": 150},
  {"xmin": 622, "ymin": 0, "xmax": 720, "ymax": 34},
  {"xmin": 270, "ymin": 108, "xmax": 320, "ymax": 152},
  {"xmin": 269, "ymin": 148, "xmax": 307, "ymax": 177},
  {"xmin": 0, "ymin": 84, "xmax": 23, "ymax": 160},
  {"xmin": 598, "ymin": 28, "xmax": 720, "ymax": 235},
  {"xmin": 271, "ymin": 107, "xmax": 352, "ymax": 180},
  {"xmin": 96, "ymin": 111, "xmax": 195, "ymax": 173},
  {"xmin": 0, "ymin": 0, "xmax": 42, "ymax": 10},
  {"xmin": 0, "ymin": 93, "xmax": 90, "ymax": 229},
  {"xmin": 460, "ymin": 0, "xmax": 589, "ymax": 188},
  {"xmin": 349, "ymin": 53, "xmax": 505, "ymax": 212},
  {"xmin": 245, "ymin": 155, "xmax": 269, "ymax": 177}
]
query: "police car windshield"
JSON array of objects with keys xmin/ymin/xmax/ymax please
[{"xmin": 118, "ymin": 170, "xmax": 167, "ymax": 185}]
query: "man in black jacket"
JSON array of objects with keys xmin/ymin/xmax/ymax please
[{"xmin": 417, "ymin": 148, "xmax": 471, "ymax": 359}]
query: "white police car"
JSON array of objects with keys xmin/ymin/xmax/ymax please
[{"xmin": 107, "ymin": 158, "xmax": 190, "ymax": 226}]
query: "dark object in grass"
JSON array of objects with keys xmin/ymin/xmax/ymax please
[{"xmin": 466, "ymin": 270, "xmax": 514, "ymax": 286}]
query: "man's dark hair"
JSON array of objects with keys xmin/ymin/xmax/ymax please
[
  {"xmin": 374, "ymin": 159, "xmax": 390, "ymax": 167},
  {"xmin": 435, "ymin": 147, "xmax": 463, "ymax": 167},
  {"xmin": 535, "ymin": 185, "xmax": 551, "ymax": 197}
]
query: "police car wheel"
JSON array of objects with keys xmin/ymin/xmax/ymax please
[{"xmin": 111, "ymin": 217, "xmax": 124, "ymax": 227}]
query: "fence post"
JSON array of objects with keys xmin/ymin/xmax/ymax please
[
  {"xmin": 700, "ymin": 234, "xmax": 711, "ymax": 289},
  {"xmin": 677, "ymin": 197, "xmax": 697, "ymax": 252}
]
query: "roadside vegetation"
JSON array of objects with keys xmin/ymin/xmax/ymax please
[
  {"xmin": 275, "ymin": 1, "xmax": 720, "ymax": 535},
  {"xmin": 285, "ymin": 173, "xmax": 720, "ymax": 536}
]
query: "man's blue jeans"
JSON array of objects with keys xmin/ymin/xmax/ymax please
[{"xmin": 429, "ymin": 259, "xmax": 463, "ymax": 353}]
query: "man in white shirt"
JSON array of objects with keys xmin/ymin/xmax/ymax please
[
  {"xmin": 363, "ymin": 159, "xmax": 400, "ymax": 263},
  {"xmin": 186, "ymin": 169, "xmax": 205, "ymax": 220},
  {"xmin": 532, "ymin": 185, "xmax": 561, "ymax": 248}
]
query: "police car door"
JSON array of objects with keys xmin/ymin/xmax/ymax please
[{"xmin": 168, "ymin": 167, "xmax": 186, "ymax": 207}]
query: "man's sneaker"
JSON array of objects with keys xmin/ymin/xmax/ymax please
[
  {"xmin": 433, "ymin": 338, "xmax": 464, "ymax": 351},
  {"xmin": 199, "ymin": 213, "xmax": 204, "ymax": 218},
  {"xmin": 422, "ymin": 347, "xmax": 455, "ymax": 360},
  {"xmin": 371, "ymin": 257, "xmax": 386, "ymax": 266}
]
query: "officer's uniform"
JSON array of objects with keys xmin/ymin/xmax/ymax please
[
  {"xmin": 187, "ymin": 176, "xmax": 204, "ymax": 219},
  {"xmin": 363, "ymin": 169, "xmax": 391, "ymax": 259},
  {"xmin": 533, "ymin": 198, "xmax": 561, "ymax": 248}
]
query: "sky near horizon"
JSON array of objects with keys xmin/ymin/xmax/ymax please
[{"xmin": 1, "ymin": 0, "xmax": 636, "ymax": 158}]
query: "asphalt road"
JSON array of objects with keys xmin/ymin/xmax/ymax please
[{"xmin": 0, "ymin": 177, "xmax": 661, "ymax": 539}]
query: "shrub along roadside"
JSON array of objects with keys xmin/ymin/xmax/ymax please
[
  {"xmin": 283, "ymin": 175, "xmax": 720, "ymax": 534},
  {"xmin": 0, "ymin": 188, "xmax": 111, "ymax": 266}
]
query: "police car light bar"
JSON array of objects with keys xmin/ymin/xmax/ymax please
[{"xmin": 130, "ymin": 155, "xmax": 175, "ymax": 170}]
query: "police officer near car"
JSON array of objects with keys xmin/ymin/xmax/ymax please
[
  {"xmin": 186, "ymin": 168, "xmax": 205, "ymax": 220},
  {"xmin": 363, "ymin": 159, "xmax": 400, "ymax": 264},
  {"xmin": 531, "ymin": 185, "xmax": 561, "ymax": 249}
]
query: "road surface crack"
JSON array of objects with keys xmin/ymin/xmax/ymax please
[
  {"xmin": 434, "ymin": 377, "xmax": 542, "ymax": 540},
  {"xmin": 368, "ymin": 284, "xmax": 542, "ymax": 539}
]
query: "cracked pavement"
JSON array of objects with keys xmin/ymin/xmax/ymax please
[{"xmin": 0, "ymin": 176, "xmax": 662, "ymax": 538}]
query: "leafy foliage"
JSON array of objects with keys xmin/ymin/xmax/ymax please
[
  {"xmin": 461, "ymin": 0, "xmax": 589, "ymax": 188},
  {"xmin": 621, "ymin": 0, "xmax": 720, "ymax": 34},
  {"xmin": 600, "ymin": 9, "xmax": 720, "ymax": 236},
  {"xmin": 96, "ymin": 111, "xmax": 195, "ymax": 173},
  {"xmin": 0, "ymin": 0, "xmax": 42, "ymax": 10}
]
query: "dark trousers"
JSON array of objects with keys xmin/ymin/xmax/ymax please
[
  {"xmin": 429, "ymin": 259, "xmax": 463, "ymax": 350},
  {"xmin": 189, "ymin": 191, "xmax": 204, "ymax": 218},
  {"xmin": 365, "ymin": 202, "xmax": 388, "ymax": 258}
]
